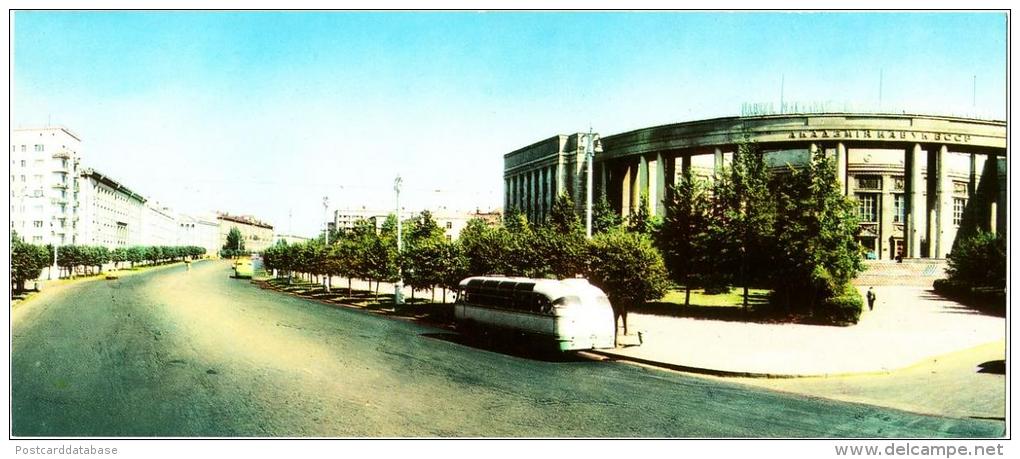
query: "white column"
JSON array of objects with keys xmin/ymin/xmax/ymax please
[
  {"xmin": 988, "ymin": 154, "xmax": 998, "ymax": 235},
  {"xmin": 653, "ymin": 153, "xmax": 666, "ymax": 217},
  {"xmin": 713, "ymin": 147, "xmax": 724, "ymax": 179},
  {"xmin": 637, "ymin": 156, "xmax": 648, "ymax": 212},
  {"xmin": 934, "ymin": 145, "xmax": 948, "ymax": 258},
  {"xmin": 906, "ymin": 144, "xmax": 924, "ymax": 258},
  {"xmin": 836, "ymin": 142, "xmax": 848, "ymax": 196},
  {"xmin": 621, "ymin": 163, "xmax": 632, "ymax": 217}
]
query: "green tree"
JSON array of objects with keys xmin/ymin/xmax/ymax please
[
  {"xmin": 11, "ymin": 232, "xmax": 49, "ymax": 292},
  {"xmin": 592, "ymin": 190, "xmax": 622, "ymax": 234},
  {"xmin": 458, "ymin": 218, "xmax": 507, "ymax": 276},
  {"xmin": 586, "ymin": 228, "xmax": 670, "ymax": 336},
  {"xmin": 769, "ymin": 149, "xmax": 864, "ymax": 319},
  {"xmin": 658, "ymin": 168, "xmax": 711, "ymax": 307},
  {"xmin": 627, "ymin": 193, "xmax": 657, "ymax": 235},
  {"xmin": 111, "ymin": 247, "xmax": 128, "ymax": 269},
  {"xmin": 403, "ymin": 211, "xmax": 448, "ymax": 301},
  {"xmin": 945, "ymin": 231, "xmax": 1006, "ymax": 288},
  {"xmin": 222, "ymin": 227, "xmax": 245, "ymax": 257},
  {"xmin": 713, "ymin": 142, "xmax": 777, "ymax": 310},
  {"xmin": 536, "ymin": 194, "xmax": 588, "ymax": 278}
]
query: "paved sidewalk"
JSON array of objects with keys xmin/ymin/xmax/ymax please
[{"xmin": 595, "ymin": 286, "xmax": 1005, "ymax": 377}]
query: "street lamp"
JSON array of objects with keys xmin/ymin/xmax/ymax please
[
  {"xmin": 322, "ymin": 196, "xmax": 330, "ymax": 245},
  {"xmin": 585, "ymin": 128, "xmax": 599, "ymax": 239},
  {"xmin": 393, "ymin": 175, "xmax": 404, "ymax": 306},
  {"xmin": 322, "ymin": 195, "xmax": 330, "ymax": 292}
]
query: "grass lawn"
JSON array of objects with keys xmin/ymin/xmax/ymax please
[
  {"xmin": 659, "ymin": 287, "xmax": 770, "ymax": 308},
  {"xmin": 634, "ymin": 287, "xmax": 773, "ymax": 322}
]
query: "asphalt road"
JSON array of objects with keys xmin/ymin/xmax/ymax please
[{"xmin": 11, "ymin": 260, "xmax": 1004, "ymax": 437}]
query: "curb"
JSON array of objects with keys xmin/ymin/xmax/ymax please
[
  {"xmin": 251, "ymin": 279, "xmax": 457, "ymax": 332},
  {"xmin": 586, "ymin": 350, "xmax": 898, "ymax": 379}
]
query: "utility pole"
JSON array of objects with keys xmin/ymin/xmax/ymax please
[
  {"xmin": 393, "ymin": 175, "xmax": 404, "ymax": 306},
  {"xmin": 322, "ymin": 196, "xmax": 330, "ymax": 245},
  {"xmin": 585, "ymin": 127, "xmax": 595, "ymax": 239},
  {"xmin": 322, "ymin": 195, "xmax": 330, "ymax": 292},
  {"xmin": 50, "ymin": 235, "xmax": 59, "ymax": 280},
  {"xmin": 878, "ymin": 69, "xmax": 884, "ymax": 110}
]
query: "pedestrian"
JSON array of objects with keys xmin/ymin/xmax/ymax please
[{"xmin": 866, "ymin": 287, "xmax": 876, "ymax": 311}]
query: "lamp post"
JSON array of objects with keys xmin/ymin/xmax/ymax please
[
  {"xmin": 393, "ymin": 175, "xmax": 404, "ymax": 306},
  {"xmin": 322, "ymin": 195, "xmax": 330, "ymax": 292},
  {"xmin": 585, "ymin": 128, "xmax": 597, "ymax": 239}
]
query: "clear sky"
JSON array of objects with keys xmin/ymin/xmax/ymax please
[{"xmin": 11, "ymin": 11, "xmax": 1008, "ymax": 237}]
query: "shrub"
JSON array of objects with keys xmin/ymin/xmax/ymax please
[
  {"xmin": 814, "ymin": 283, "xmax": 863, "ymax": 326},
  {"xmin": 946, "ymin": 231, "xmax": 1006, "ymax": 288}
]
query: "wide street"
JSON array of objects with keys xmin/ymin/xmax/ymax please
[{"xmin": 11, "ymin": 260, "xmax": 1003, "ymax": 437}]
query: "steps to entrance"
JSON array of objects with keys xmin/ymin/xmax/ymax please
[{"xmin": 853, "ymin": 259, "xmax": 947, "ymax": 287}]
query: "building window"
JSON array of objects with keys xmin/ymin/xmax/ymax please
[
  {"xmin": 33, "ymin": 236, "xmax": 43, "ymax": 242},
  {"xmin": 893, "ymin": 194, "xmax": 905, "ymax": 223},
  {"xmin": 34, "ymin": 144, "xmax": 44, "ymax": 152},
  {"xmin": 856, "ymin": 193, "xmax": 878, "ymax": 223},
  {"xmin": 856, "ymin": 175, "xmax": 882, "ymax": 190},
  {"xmin": 20, "ymin": 145, "xmax": 26, "ymax": 152},
  {"xmin": 953, "ymin": 182, "xmax": 968, "ymax": 196},
  {"xmin": 445, "ymin": 222, "xmax": 453, "ymax": 229},
  {"xmin": 33, "ymin": 220, "xmax": 43, "ymax": 228},
  {"xmin": 892, "ymin": 176, "xmax": 905, "ymax": 191},
  {"xmin": 953, "ymin": 198, "xmax": 967, "ymax": 226},
  {"xmin": 20, "ymin": 160, "xmax": 26, "ymax": 167}
]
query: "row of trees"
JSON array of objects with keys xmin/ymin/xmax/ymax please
[
  {"xmin": 656, "ymin": 145, "xmax": 864, "ymax": 322},
  {"xmin": 10, "ymin": 230, "xmax": 207, "ymax": 291},
  {"xmin": 262, "ymin": 142, "xmax": 864, "ymax": 327},
  {"xmin": 11, "ymin": 232, "xmax": 52, "ymax": 292},
  {"xmin": 262, "ymin": 198, "xmax": 669, "ymax": 333}
]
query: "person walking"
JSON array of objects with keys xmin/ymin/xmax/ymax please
[{"xmin": 866, "ymin": 287, "xmax": 877, "ymax": 311}]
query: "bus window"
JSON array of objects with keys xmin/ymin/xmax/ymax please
[{"xmin": 553, "ymin": 296, "xmax": 581, "ymax": 308}]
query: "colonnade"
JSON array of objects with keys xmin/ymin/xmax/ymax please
[
  {"xmin": 505, "ymin": 161, "xmax": 562, "ymax": 223},
  {"xmin": 598, "ymin": 141, "xmax": 1002, "ymax": 259}
]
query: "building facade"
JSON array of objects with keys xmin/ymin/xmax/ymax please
[
  {"xmin": 217, "ymin": 213, "xmax": 275, "ymax": 253},
  {"xmin": 177, "ymin": 212, "xmax": 220, "ymax": 255},
  {"xmin": 503, "ymin": 133, "xmax": 598, "ymax": 223},
  {"xmin": 332, "ymin": 207, "xmax": 502, "ymax": 240},
  {"xmin": 76, "ymin": 168, "xmax": 146, "ymax": 247},
  {"xmin": 140, "ymin": 201, "xmax": 179, "ymax": 246},
  {"xmin": 10, "ymin": 127, "xmax": 82, "ymax": 245},
  {"xmin": 504, "ymin": 113, "xmax": 1006, "ymax": 259}
]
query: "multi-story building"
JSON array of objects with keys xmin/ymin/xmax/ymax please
[
  {"xmin": 139, "ymin": 201, "xmax": 179, "ymax": 246},
  {"xmin": 76, "ymin": 168, "xmax": 145, "ymax": 247},
  {"xmin": 332, "ymin": 207, "xmax": 501, "ymax": 240},
  {"xmin": 10, "ymin": 127, "xmax": 81, "ymax": 245},
  {"xmin": 273, "ymin": 234, "xmax": 312, "ymax": 246},
  {"xmin": 217, "ymin": 213, "xmax": 274, "ymax": 253},
  {"xmin": 177, "ymin": 212, "xmax": 220, "ymax": 255},
  {"xmin": 503, "ymin": 133, "xmax": 598, "ymax": 224},
  {"xmin": 332, "ymin": 207, "xmax": 414, "ymax": 233},
  {"xmin": 505, "ymin": 113, "xmax": 1006, "ymax": 260}
]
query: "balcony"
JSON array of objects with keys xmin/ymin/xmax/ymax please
[
  {"xmin": 51, "ymin": 182, "xmax": 69, "ymax": 189},
  {"xmin": 52, "ymin": 150, "xmax": 71, "ymax": 160}
]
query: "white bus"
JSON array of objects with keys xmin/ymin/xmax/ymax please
[{"xmin": 454, "ymin": 276, "xmax": 616, "ymax": 351}]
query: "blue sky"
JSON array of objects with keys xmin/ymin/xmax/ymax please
[{"xmin": 11, "ymin": 11, "xmax": 1008, "ymax": 236}]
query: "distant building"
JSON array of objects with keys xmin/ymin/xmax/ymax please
[
  {"xmin": 177, "ymin": 212, "xmax": 220, "ymax": 256},
  {"xmin": 273, "ymin": 234, "xmax": 311, "ymax": 246},
  {"xmin": 332, "ymin": 207, "xmax": 413, "ymax": 233},
  {"xmin": 332, "ymin": 207, "xmax": 502, "ymax": 240},
  {"xmin": 140, "ymin": 201, "xmax": 179, "ymax": 246},
  {"xmin": 9, "ymin": 127, "xmax": 82, "ymax": 245},
  {"xmin": 77, "ymin": 168, "xmax": 145, "ymax": 247},
  {"xmin": 217, "ymin": 212, "xmax": 274, "ymax": 252}
]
